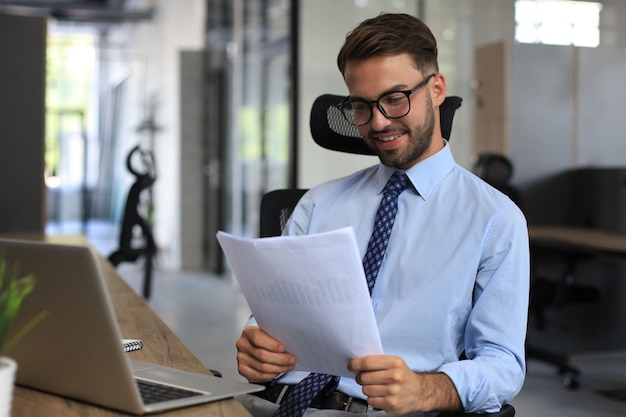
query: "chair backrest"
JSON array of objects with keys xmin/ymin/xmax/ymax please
[
  {"xmin": 472, "ymin": 152, "xmax": 522, "ymax": 208},
  {"xmin": 259, "ymin": 95, "xmax": 463, "ymax": 238},
  {"xmin": 259, "ymin": 189, "xmax": 308, "ymax": 238},
  {"xmin": 309, "ymin": 95, "xmax": 463, "ymax": 155},
  {"xmin": 473, "ymin": 153, "xmax": 513, "ymax": 184},
  {"xmin": 116, "ymin": 145, "xmax": 157, "ymax": 250}
]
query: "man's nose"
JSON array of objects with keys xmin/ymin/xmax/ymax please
[{"xmin": 369, "ymin": 106, "xmax": 392, "ymax": 131}]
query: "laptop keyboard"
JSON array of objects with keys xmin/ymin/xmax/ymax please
[{"xmin": 136, "ymin": 379, "xmax": 204, "ymax": 404}]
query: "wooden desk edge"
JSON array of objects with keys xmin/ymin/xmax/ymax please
[{"xmin": 528, "ymin": 226, "xmax": 626, "ymax": 256}]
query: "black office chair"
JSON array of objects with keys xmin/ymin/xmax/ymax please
[
  {"xmin": 108, "ymin": 145, "xmax": 158, "ymax": 299},
  {"xmin": 259, "ymin": 95, "xmax": 515, "ymax": 416},
  {"xmin": 472, "ymin": 153, "xmax": 521, "ymax": 206},
  {"xmin": 260, "ymin": 94, "xmax": 463, "ymax": 237},
  {"xmin": 437, "ymin": 406, "xmax": 515, "ymax": 417},
  {"xmin": 473, "ymin": 152, "xmax": 601, "ymax": 390},
  {"xmin": 259, "ymin": 188, "xmax": 308, "ymax": 238}
]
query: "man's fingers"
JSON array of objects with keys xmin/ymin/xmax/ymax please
[
  {"xmin": 235, "ymin": 327, "xmax": 296, "ymax": 382},
  {"xmin": 242, "ymin": 327, "xmax": 286, "ymax": 352},
  {"xmin": 237, "ymin": 352, "xmax": 288, "ymax": 382}
]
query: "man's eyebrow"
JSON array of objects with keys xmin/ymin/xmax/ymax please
[{"xmin": 348, "ymin": 84, "xmax": 410, "ymax": 101}]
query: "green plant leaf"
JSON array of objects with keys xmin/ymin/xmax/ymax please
[
  {"xmin": 0, "ymin": 251, "xmax": 47, "ymax": 355},
  {"xmin": 1, "ymin": 309, "xmax": 49, "ymax": 355}
]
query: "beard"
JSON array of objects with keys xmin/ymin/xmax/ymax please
[{"xmin": 367, "ymin": 93, "xmax": 435, "ymax": 169}]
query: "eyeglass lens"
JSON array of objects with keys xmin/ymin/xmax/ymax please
[{"xmin": 341, "ymin": 91, "xmax": 411, "ymax": 126}]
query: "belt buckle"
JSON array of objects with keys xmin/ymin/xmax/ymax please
[
  {"xmin": 276, "ymin": 384, "xmax": 291, "ymax": 404},
  {"xmin": 343, "ymin": 395, "xmax": 371, "ymax": 414},
  {"xmin": 341, "ymin": 395, "xmax": 353, "ymax": 411}
]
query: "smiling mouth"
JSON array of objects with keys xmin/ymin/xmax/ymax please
[{"xmin": 375, "ymin": 132, "xmax": 404, "ymax": 142}]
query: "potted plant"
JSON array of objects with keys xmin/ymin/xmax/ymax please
[{"xmin": 0, "ymin": 252, "xmax": 48, "ymax": 417}]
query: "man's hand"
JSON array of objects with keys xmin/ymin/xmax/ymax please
[
  {"xmin": 236, "ymin": 326, "xmax": 296, "ymax": 382},
  {"xmin": 348, "ymin": 355, "xmax": 462, "ymax": 415}
]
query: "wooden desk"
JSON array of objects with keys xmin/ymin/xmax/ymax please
[
  {"xmin": 7, "ymin": 235, "xmax": 252, "ymax": 417},
  {"xmin": 528, "ymin": 226, "xmax": 626, "ymax": 258},
  {"xmin": 526, "ymin": 226, "xmax": 626, "ymax": 388}
]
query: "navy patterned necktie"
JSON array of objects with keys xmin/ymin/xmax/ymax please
[
  {"xmin": 362, "ymin": 172, "xmax": 409, "ymax": 293},
  {"xmin": 272, "ymin": 172, "xmax": 409, "ymax": 417}
]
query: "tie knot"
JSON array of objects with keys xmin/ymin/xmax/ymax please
[{"xmin": 384, "ymin": 172, "xmax": 409, "ymax": 196}]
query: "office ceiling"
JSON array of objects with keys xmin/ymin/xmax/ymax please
[{"xmin": 0, "ymin": 0, "xmax": 155, "ymax": 24}]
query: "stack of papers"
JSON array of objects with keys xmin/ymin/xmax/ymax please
[{"xmin": 216, "ymin": 227, "xmax": 383, "ymax": 377}]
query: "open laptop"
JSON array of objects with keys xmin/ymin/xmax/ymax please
[{"xmin": 0, "ymin": 238, "xmax": 263, "ymax": 415}]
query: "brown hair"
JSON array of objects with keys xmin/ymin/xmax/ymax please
[{"xmin": 337, "ymin": 13, "xmax": 439, "ymax": 77}]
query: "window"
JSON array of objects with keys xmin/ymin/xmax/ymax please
[{"xmin": 515, "ymin": 0, "xmax": 602, "ymax": 47}]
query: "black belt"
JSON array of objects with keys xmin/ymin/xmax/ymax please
[{"xmin": 253, "ymin": 382, "xmax": 380, "ymax": 414}]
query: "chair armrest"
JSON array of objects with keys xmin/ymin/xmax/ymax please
[{"xmin": 437, "ymin": 404, "xmax": 515, "ymax": 417}]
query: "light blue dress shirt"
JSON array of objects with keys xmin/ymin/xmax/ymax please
[{"xmin": 247, "ymin": 141, "xmax": 529, "ymax": 414}]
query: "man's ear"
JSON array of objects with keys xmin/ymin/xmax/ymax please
[{"xmin": 431, "ymin": 73, "xmax": 447, "ymax": 106}]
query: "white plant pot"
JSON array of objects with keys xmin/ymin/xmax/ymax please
[{"xmin": 0, "ymin": 357, "xmax": 16, "ymax": 417}]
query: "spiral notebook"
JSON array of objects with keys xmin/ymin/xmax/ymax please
[
  {"xmin": 1, "ymin": 238, "xmax": 263, "ymax": 415},
  {"xmin": 122, "ymin": 339, "xmax": 143, "ymax": 352}
]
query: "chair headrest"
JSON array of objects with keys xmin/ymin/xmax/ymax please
[
  {"xmin": 309, "ymin": 95, "xmax": 463, "ymax": 155},
  {"xmin": 473, "ymin": 153, "xmax": 514, "ymax": 184}
]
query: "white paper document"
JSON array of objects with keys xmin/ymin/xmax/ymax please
[{"xmin": 216, "ymin": 227, "xmax": 383, "ymax": 377}]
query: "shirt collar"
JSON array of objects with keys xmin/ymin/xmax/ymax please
[{"xmin": 375, "ymin": 139, "xmax": 456, "ymax": 200}]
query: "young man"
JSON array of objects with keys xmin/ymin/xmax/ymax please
[{"xmin": 236, "ymin": 13, "xmax": 529, "ymax": 417}]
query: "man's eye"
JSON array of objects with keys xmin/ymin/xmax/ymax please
[
  {"xmin": 350, "ymin": 101, "xmax": 369, "ymax": 112},
  {"xmin": 381, "ymin": 93, "xmax": 406, "ymax": 106}
]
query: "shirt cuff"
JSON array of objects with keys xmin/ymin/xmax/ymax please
[{"xmin": 438, "ymin": 361, "xmax": 502, "ymax": 413}]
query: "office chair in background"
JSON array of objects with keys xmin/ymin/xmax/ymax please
[
  {"xmin": 471, "ymin": 154, "xmax": 521, "ymax": 205},
  {"xmin": 472, "ymin": 152, "xmax": 601, "ymax": 390},
  {"xmin": 108, "ymin": 145, "xmax": 157, "ymax": 299},
  {"xmin": 259, "ymin": 95, "xmax": 515, "ymax": 417}
]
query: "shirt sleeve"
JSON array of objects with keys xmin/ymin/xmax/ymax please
[
  {"xmin": 439, "ymin": 199, "xmax": 530, "ymax": 412},
  {"xmin": 282, "ymin": 189, "xmax": 314, "ymax": 236}
]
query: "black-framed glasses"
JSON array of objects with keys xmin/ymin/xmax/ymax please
[{"xmin": 338, "ymin": 73, "xmax": 436, "ymax": 126}]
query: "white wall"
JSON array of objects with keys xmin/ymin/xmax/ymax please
[
  {"xmin": 577, "ymin": 45, "xmax": 626, "ymax": 166},
  {"xmin": 121, "ymin": 0, "xmax": 206, "ymax": 269}
]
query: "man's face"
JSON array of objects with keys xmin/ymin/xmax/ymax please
[{"xmin": 343, "ymin": 54, "xmax": 445, "ymax": 170}]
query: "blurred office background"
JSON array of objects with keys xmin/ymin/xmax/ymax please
[
  {"xmin": 4, "ymin": 0, "xmax": 625, "ymax": 271},
  {"xmin": 1, "ymin": 1, "xmax": 626, "ymax": 415}
]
